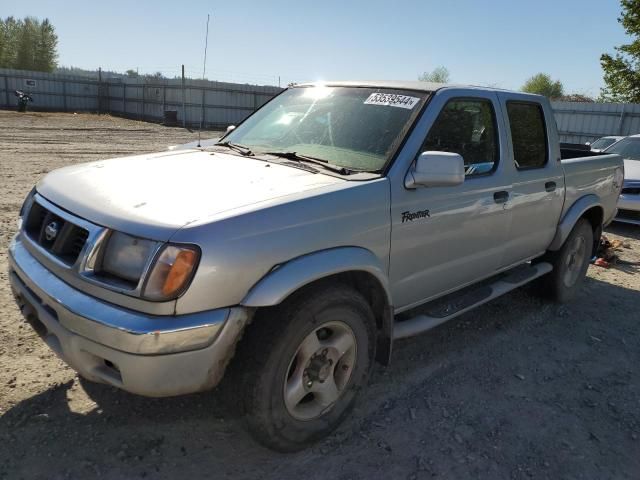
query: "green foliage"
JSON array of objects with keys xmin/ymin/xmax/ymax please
[
  {"xmin": 601, "ymin": 0, "xmax": 640, "ymax": 102},
  {"xmin": 521, "ymin": 73, "xmax": 564, "ymax": 98},
  {"xmin": 0, "ymin": 16, "xmax": 58, "ymax": 72},
  {"xmin": 143, "ymin": 71, "xmax": 165, "ymax": 80},
  {"xmin": 418, "ymin": 66, "xmax": 451, "ymax": 84},
  {"xmin": 557, "ymin": 93, "xmax": 595, "ymax": 103}
]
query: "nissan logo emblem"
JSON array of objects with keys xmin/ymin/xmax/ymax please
[{"xmin": 44, "ymin": 221, "xmax": 59, "ymax": 242}]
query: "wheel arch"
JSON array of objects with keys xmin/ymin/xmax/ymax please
[
  {"xmin": 241, "ymin": 247, "xmax": 394, "ymax": 365},
  {"xmin": 548, "ymin": 194, "xmax": 603, "ymax": 255}
]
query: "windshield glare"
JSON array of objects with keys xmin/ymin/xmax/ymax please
[
  {"xmin": 223, "ymin": 86, "xmax": 427, "ymax": 171},
  {"xmin": 605, "ymin": 137, "xmax": 640, "ymax": 160}
]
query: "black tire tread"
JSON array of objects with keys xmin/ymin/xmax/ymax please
[
  {"xmin": 537, "ymin": 218, "xmax": 593, "ymax": 302},
  {"xmin": 234, "ymin": 282, "xmax": 375, "ymax": 452}
]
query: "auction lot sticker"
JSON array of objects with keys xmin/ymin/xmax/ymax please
[{"xmin": 364, "ymin": 93, "xmax": 420, "ymax": 109}]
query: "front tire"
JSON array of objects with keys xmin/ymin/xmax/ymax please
[
  {"xmin": 540, "ymin": 218, "xmax": 593, "ymax": 302},
  {"xmin": 238, "ymin": 284, "xmax": 376, "ymax": 452}
]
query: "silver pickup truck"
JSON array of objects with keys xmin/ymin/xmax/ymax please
[{"xmin": 9, "ymin": 81, "xmax": 624, "ymax": 451}]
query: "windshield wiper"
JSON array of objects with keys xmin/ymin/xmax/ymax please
[
  {"xmin": 213, "ymin": 141, "xmax": 254, "ymax": 156},
  {"xmin": 262, "ymin": 151, "xmax": 352, "ymax": 175}
]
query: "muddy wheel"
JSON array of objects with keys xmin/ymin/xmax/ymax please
[
  {"xmin": 539, "ymin": 218, "xmax": 593, "ymax": 302},
  {"xmin": 238, "ymin": 284, "xmax": 375, "ymax": 452}
]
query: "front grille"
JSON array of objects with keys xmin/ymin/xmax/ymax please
[
  {"xmin": 24, "ymin": 202, "xmax": 89, "ymax": 265},
  {"xmin": 617, "ymin": 209, "xmax": 640, "ymax": 222}
]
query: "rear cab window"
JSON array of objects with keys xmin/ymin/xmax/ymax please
[{"xmin": 506, "ymin": 102, "xmax": 548, "ymax": 169}]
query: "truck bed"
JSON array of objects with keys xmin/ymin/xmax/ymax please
[{"xmin": 560, "ymin": 152, "xmax": 623, "ymax": 223}]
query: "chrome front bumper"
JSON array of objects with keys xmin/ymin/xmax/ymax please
[{"xmin": 8, "ymin": 236, "xmax": 250, "ymax": 397}]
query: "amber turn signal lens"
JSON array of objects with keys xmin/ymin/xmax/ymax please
[
  {"xmin": 142, "ymin": 244, "xmax": 200, "ymax": 301},
  {"xmin": 162, "ymin": 249, "xmax": 198, "ymax": 297}
]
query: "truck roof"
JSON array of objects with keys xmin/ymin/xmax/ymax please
[{"xmin": 295, "ymin": 80, "xmax": 517, "ymax": 94}]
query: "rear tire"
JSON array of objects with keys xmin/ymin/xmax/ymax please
[
  {"xmin": 237, "ymin": 284, "xmax": 376, "ymax": 452},
  {"xmin": 538, "ymin": 218, "xmax": 593, "ymax": 302}
]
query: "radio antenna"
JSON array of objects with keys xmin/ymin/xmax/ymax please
[{"xmin": 197, "ymin": 13, "xmax": 210, "ymax": 148}]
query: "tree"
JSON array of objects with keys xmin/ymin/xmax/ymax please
[
  {"xmin": 0, "ymin": 16, "xmax": 58, "ymax": 72},
  {"xmin": 143, "ymin": 71, "xmax": 165, "ymax": 80},
  {"xmin": 34, "ymin": 18, "xmax": 58, "ymax": 72},
  {"xmin": 125, "ymin": 69, "xmax": 140, "ymax": 78},
  {"xmin": 521, "ymin": 73, "xmax": 564, "ymax": 99},
  {"xmin": 557, "ymin": 93, "xmax": 595, "ymax": 103},
  {"xmin": 419, "ymin": 66, "xmax": 450, "ymax": 83},
  {"xmin": 601, "ymin": 0, "xmax": 640, "ymax": 102}
]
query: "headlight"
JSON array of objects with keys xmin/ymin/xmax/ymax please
[
  {"xmin": 101, "ymin": 232, "xmax": 157, "ymax": 283},
  {"xmin": 97, "ymin": 232, "xmax": 200, "ymax": 301},
  {"xmin": 142, "ymin": 244, "xmax": 200, "ymax": 301}
]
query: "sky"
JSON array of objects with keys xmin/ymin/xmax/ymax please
[{"xmin": 3, "ymin": 0, "xmax": 631, "ymax": 96}]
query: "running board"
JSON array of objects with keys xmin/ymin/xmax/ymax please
[{"xmin": 393, "ymin": 262, "xmax": 553, "ymax": 340}]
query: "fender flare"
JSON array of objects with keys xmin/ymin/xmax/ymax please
[
  {"xmin": 548, "ymin": 194, "xmax": 603, "ymax": 251},
  {"xmin": 241, "ymin": 247, "xmax": 394, "ymax": 364},
  {"xmin": 242, "ymin": 247, "xmax": 392, "ymax": 307}
]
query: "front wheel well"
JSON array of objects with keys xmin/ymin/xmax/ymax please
[{"xmin": 255, "ymin": 271, "xmax": 393, "ymax": 365}]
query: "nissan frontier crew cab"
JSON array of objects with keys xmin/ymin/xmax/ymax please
[{"xmin": 9, "ymin": 81, "xmax": 624, "ymax": 451}]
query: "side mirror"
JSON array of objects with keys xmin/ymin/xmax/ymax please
[
  {"xmin": 226, "ymin": 125, "xmax": 236, "ymax": 134},
  {"xmin": 585, "ymin": 142, "xmax": 591, "ymax": 147},
  {"xmin": 405, "ymin": 151, "xmax": 465, "ymax": 189}
]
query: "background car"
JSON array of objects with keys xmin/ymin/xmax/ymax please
[
  {"xmin": 588, "ymin": 135, "xmax": 625, "ymax": 152},
  {"xmin": 604, "ymin": 135, "xmax": 640, "ymax": 224}
]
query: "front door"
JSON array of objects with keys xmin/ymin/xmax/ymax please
[{"xmin": 389, "ymin": 90, "xmax": 512, "ymax": 311}]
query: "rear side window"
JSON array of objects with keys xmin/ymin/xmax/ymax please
[
  {"xmin": 422, "ymin": 98, "xmax": 499, "ymax": 177},
  {"xmin": 507, "ymin": 102, "xmax": 548, "ymax": 169}
]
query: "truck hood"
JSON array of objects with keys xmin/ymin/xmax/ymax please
[
  {"xmin": 37, "ymin": 149, "xmax": 344, "ymax": 241},
  {"xmin": 624, "ymin": 159, "xmax": 640, "ymax": 181}
]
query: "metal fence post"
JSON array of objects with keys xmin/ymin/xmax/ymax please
[
  {"xmin": 182, "ymin": 65, "xmax": 186, "ymax": 128},
  {"xmin": 122, "ymin": 84, "xmax": 126, "ymax": 117},
  {"xmin": 62, "ymin": 80, "xmax": 68, "ymax": 112},
  {"xmin": 618, "ymin": 104, "xmax": 626, "ymax": 135},
  {"xmin": 98, "ymin": 67, "xmax": 102, "ymax": 114},
  {"xmin": 141, "ymin": 84, "xmax": 145, "ymax": 121},
  {"xmin": 4, "ymin": 75, "xmax": 9, "ymax": 107},
  {"xmin": 201, "ymin": 88, "xmax": 205, "ymax": 129}
]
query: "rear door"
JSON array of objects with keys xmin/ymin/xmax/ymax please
[
  {"xmin": 497, "ymin": 94, "xmax": 565, "ymax": 267},
  {"xmin": 388, "ymin": 89, "xmax": 512, "ymax": 311}
]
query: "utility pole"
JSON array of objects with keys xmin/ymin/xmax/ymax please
[{"xmin": 197, "ymin": 13, "xmax": 210, "ymax": 147}]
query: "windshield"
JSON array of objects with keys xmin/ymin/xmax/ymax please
[
  {"xmin": 223, "ymin": 86, "xmax": 428, "ymax": 171},
  {"xmin": 591, "ymin": 137, "xmax": 619, "ymax": 150},
  {"xmin": 605, "ymin": 137, "xmax": 640, "ymax": 160}
]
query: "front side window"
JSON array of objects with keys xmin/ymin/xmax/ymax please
[
  {"xmin": 507, "ymin": 102, "xmax": 548, "ymax": 169},
  {"xmin": 421, "ymin": 98, "xmax": 499, "ymax": 177},
  {"xmin": 605, "ymin": 137, "xmax": 640, "ymax": 160},
  {"xmin": 224, "ymin": 86, "xmax": 428, "ymax": 172}
]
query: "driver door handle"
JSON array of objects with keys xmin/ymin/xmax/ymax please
[
  {"xmin": 545, "ymin": 181, "xmax": 557, "ymax": 192},
  {"xmin": 493, "ymin": 191, "xmax": 509, "ymax": 204}
]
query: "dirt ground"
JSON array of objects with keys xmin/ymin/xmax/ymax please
[{"xmin": 1, "ymin": 110, "xmax": 639, "ymax": 480}]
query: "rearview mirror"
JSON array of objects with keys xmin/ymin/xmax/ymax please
[{"xmin": 405, "ymin": 151, "xmax": 465, "ymax": 188}]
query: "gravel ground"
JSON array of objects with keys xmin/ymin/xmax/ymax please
[{"xmin": 1, "ymin": 110, "xmax": 639, "ymax": 480}]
